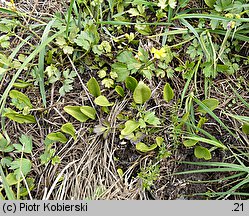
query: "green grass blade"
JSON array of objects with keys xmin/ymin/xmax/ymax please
[
  {"xmin": 0, "ymin": 165, "xmax": 16, "ymax": 200},
  {"xmin": 179, "ymin": 161, "xmax": 249, "ymax": 171},
  {"xmin": 183, "ymin": 135, "xmax": 227, "ymax": 149},
  {"xmin": 193, "ymin": 97, "xmax": 237, "ymax": 138},
  {"xmin": 179, "ymin": 18, "xmax": 209, "ymax": 59},
  {"xmin": 96, "ymin": 21, "xmax": 172, "ymax": 26},
  {"xmin": 148, "ymin": 28, "xmax": 249, "ymax": 42},
  {"xmin": 0, "ymin": 35, "xmax": 32, "ymax": 82},
  {"xmin": 174, "ymin": 168, "xmax": 246, "ymax": 175},
  {"xmin": 38, "ymin": 19, "xmax": 56, "ymax": 108},
  {"xmin": 217, "ymin": 177, "xmax": 249, "ymax": 199},
  {"xmin": 189, "ymin": 173, "xmax": 245, "ymax": 184},
  {"xmin": 0, "ymin": 28, "xmax": 65, "ymax": 113},
  {"xmin": 0, "ymin": 7, "xmax": 18, "ymax": 15},
  {"xmin": 228, "ymin": 84, "xmax": 249, "ymax": 109},
  {"xmin": 66, "ymin": 0, "xmax": 75, "ymax": 38},
  {"xmin": 180, "ymin": 58, "xmax": 201, "ymax": 108},
  {"xmin": 173, "ymin": 13, "xmax": 249, "ymax": 23}
]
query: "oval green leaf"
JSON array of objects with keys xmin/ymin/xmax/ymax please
[
  {"xmin": 204, "ymin": 0, "xmax": 216, "ymax": 8},
  {"xmin": 197, "ymin": 98, "xmax": 219, "ymax": 114},
  {"xmin": 125, "ymin": 76, "xmax": 138, "ymax": 92},
  {"xmin": 194, "ymin": 146, "xmax": 212, "ymax": 160},
  {"xmin": 64, "ymin": 106, "xmax": 89, "ymax": 122},
  {"xmin": 156, "ymin": 137, "xmax": 164, "ymax": 147},
  {"xmin": 183, "ymin": 139, "xmax": 198, "ymax": 147},
  {"xmin": 9, "ymin": 90, "xmax": 33, "ymax": 109},
  {"xmin": 136, "ymin": 142, "xmax": 157, "ymax": 153},
  {"xmin": 94, "ymin": 95, "xmax": 114, "ymax": 106},
  {"xmin": 87, "ymin": 77, "xmax": 101, "ymax": 97},
  {"xmin": 61, "ymin": 123, "xmax": 76, "ymax": 140},
  {"xmin": 6, "ymin": 173, "xmax": 20, "ymax": 186},
  {"xmin": 47, "ymin": 132, "xmax": 68, "ymax": 144},
  {"xmin": 117, "ymin": 168, "xmax": 124, "ymax": 178},
  {"xmin": 115, "ymin": 85, "xmax": 125, "ymax": 97},
  {"xmin": 163, "ymin": 83, "xmax": 174, "ymax": 102},
  {"xmin": 4, "ymin": 112, "xmax": 36, "ymax": 124},
  {"xmin": 242, "ymin": 124, "xmax": 249, "ymax": 135},
  {"xmin": 80, "ymin": 106, "xmax": 96, "ymax": 120},
  {"xmin": 133, "ymin": 81, "xmax": 151, "ymax": 104},
  {"xmin": 121, "ymin": 120, "xmax": 140, "ymax": 136}
]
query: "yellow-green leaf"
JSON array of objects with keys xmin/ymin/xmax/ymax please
[
  {"xmin": 64, "ymin": 106, "xmax": 89, "ymax": 122},
  {"xmin": 136, "ymin": 142, "xmax": 157, "ymax": 153},
  {"xmin": 204, "ymin": 0, "xmax": 216, "ymax": 8},
  {"xmin": 163, "ymin": 83, "xmax": 174, "ymax": 102},
  {"xmin": 183, "ymin": 139, "xmax": 198, "ymax": 147},
  {"xmin": 117, "ymin": 168, "xmax": 124, "ymax": 178},
  {"xmin": 4, "ymin": 112, "xmax": 36, "ymax": 124},
  {"xmin": 242, "ymin": 124, "xmax": 249, "ymax": 135},
  {"xmin": 121, "ymin": 120, "xmax": 140, "ymax": 136},
  {"xmin": 6, "ymin": 173, "xmax": 20, "ymax": 186},
  {"xmin": 94, "ymin": 95, "xmax": 114, "ymax": 106},
  {"xmin": 47, "ymin": 132, "xmax": 68, "ymax": 144},
  {"xmin": 9, "ymin": 90, "xmax": 33, "ymax": 109},
  {"xmin": 87, "ymin": 77, "xmax": 101, "ymax": 97},
  {"xmin": 197, "ymin": 98, "xmax": 219, "ymax": 114},
  {"xmin": 194, "ymin": 146, "xmax": 212, "ymax": 160},
  {"xmin": 125, "ymin": 76, "xmax": 138, "ymax": 92},
  {"xmin": 61, "ymin": 123, "xmax": 76, "ymax": 140},
  {"xmin": 133, "ymin": 81, "xmax": 151, "ymax": 104},
  {"xmin": 80, "ymin": 106, "xmax": 96, "ymax": 120},
  {"xmin": 115, "ymin": 86, "xmax": 124, "ymax": 97}
]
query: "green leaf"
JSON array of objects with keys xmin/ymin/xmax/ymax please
[
  {"xmin": 13, "ymin": 81, "xmax": 32, "ymax": 89},
  {"xmin": 194, "ymin": 146, "xmax": 212, "ymax": 160},
  {"xmin": 242, "ymin": 124, "xmax": 249, "ymax": 135},
  {"xmin": 117, "ymin": 168, "xmax": 124, "ymax": 178},
  {"xmin": 197, "ymin": 98, "xmax": 219, "ymax": 114},
  {"xmin": 6, "ymin": 173, "xmax": 19, "ymax": 186},
  {"xmin": 121, "ymin": 120, "xmax": 140, "ymax": 136},
  {"xmin": 10, "ymin": 158, "xmax": 32, "ymax": 179},
  {"xmin": 87, "ymin": 77, "xmax": 101, "ymax": 97},
  {"xmin": 51, "ymin": 156, "xmax": 61, "ymax": 165},
  {"xmin": 156, "ymin": 137, "xmax": 164, "ymax": 147},
  {"xmin": 125, "ymin": 76, "xmax": 138, "ymax": 92},
  {"xmin": 196, "ymin": 117, "xmax": 208, "ymax": 131},
  {"xmin": 117, "ymin": 51, "xmax": 141, "ymax": 73},
  {"xmin": 64, "ymin": 106, "xmax": 89, "ymax": 122},
  {"xmin": 0, "ymin": 164, "xmax": 16, "ymax": 200},
  {"xmin": 133, "ymin": 81, "xmax": 151, "ymax": 104},
  {"xmin": 74, "ymin": 31, "xmax": 92, "ymax": 50},
  {"xmin": 0, "ymin": 134, "xmax": 14, "ymax": 153},
  {"xmin": 136, "ymin": 142, "xmax": 157, "ymax": 153},
  {"xmin": 9, "ymin": 90, "xmax": 33, "ymax": 110},
  {"xmin": 112, "ymin": 62, "xmax": 130, "ymax": 82},
  {"xmin": 101, "ymin": 78, "xmax": 114, "ymax": 88},
  {"xmin": 144, "ymin": 111, "xmax": 160, "ymax": 126},
  {"xmin": 183, "ymin": 139, "xmax": 199, "ymax": 147},
  {"xmin": 115, "ymin": 86, "xmax": 125, "ymax": 97},
  {"xmin": 204, "ymin": 0, "xmax": 216, "ymax": 7},
  {"xmin": 80, "ymin": 106, "xmax": 96, "ymax": 120},
  {"xmin": 61, "ymin": 123, "xmax": 76, "ymax": 140},
  {"xmin": 4, "ymin": 111, "xmax": 36, "ymax": 124},
  {"xmin": 94, "ymin": 95, "xmax": 114, "ymax": 106},
  {"xmin": 163, "ymin": 83, "xmax": 174, "ymax": 102},
  {"xmin": 168, "ymin": 0, "xmax": 177, "ymax": 9},
  {"xmin": 13, "ymin": 135, "xmax": 32, "ymax": 153},
  {"xmin": 127, "ymin": 8, "xmax": 140, "ymax": 17},
  {"xmin": 47, "ymin": 132, "xmax": 68, "ymax": 144},
  {"xmin": 63, "ymin": 46, "xmax": 74, "ymax": 54}
]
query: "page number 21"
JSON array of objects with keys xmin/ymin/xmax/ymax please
[{"xmin": 233, "ymin": 203, "xmax": 244, "ymax": 212}]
